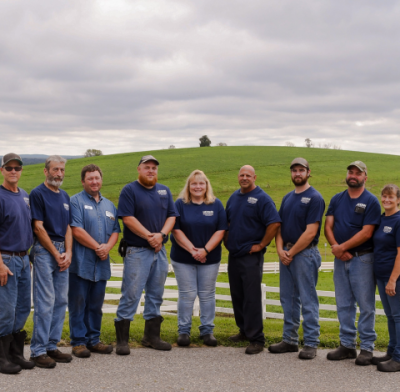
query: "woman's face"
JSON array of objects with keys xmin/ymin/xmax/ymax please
[
  {"xmin": 381, "ymin": 192, "xmax": 400, "ymax": 211},
  {"xmin": 189, "ymin": 177, "xmax": 207, "ymax": 199}
]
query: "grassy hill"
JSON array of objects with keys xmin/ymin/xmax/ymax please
[{"xmin": 18, "ymin": 146, "xmax": 400, "ymax": 263}]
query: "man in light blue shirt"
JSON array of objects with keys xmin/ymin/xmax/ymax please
[{"xmin": 69, "ymin": 164, "xmax": 120, "ymax": 358}]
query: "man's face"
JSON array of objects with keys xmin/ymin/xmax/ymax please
[
  {"xmin": 291, "ymin": 165, "xmax": 309, "ymax": 186},
  {"xmin": 346, "ymin": 166, "xmax": 366, "ymax": 188},
  {"xmin": 238, "ymin": 167, "xmax": 256, "ymax": 191},
  {"xmin": 82, "ymin": 170, "xmax": 102, "ymax": 196},
  {"xmin": 45, "ymin": 161, "xmax": 65, "ymax": 188},
  {"xmin": 0, "ymin": 160, "xmax": 22, "ymax": 186},
  {"xmin": 137, "ymin": 161, "xmax": 158, "ymax": 187}
]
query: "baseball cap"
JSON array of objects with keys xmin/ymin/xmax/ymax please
[
  {"xmin": 347, "ymin": 161, "xmax": 367, "ymax": 175},
  {"xmin": 138, "ymin": 155, "xmax": 159, "ymax": 166},
  {"xmin": 290, "ymin": 157, "xmax": 309, "ymax": 170},
  {"xmin": 1, "ymin": 153, "xmax": 23, "ymax": 167}
]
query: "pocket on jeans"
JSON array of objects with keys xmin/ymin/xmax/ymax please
[
  {"xmin": 359, "ymin": 253, "xmax": 374, "ymax": 264},
  {"xmin": 1, "ymin": 255, "xmax": 11, "ymax": 266}
]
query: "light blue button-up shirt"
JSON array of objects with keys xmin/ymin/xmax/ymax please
[{"xmin": 70, "ymin": 190, "xmax": 121, "ymax": 281}]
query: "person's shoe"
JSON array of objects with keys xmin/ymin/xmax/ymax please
[
  {"xmin": 29, "ymin": 354, "xmax": 56, "ymax": 369},
  {"xmin": 377, "ymin": 359, "xmax": 400, "ymax": 372},
  {"xmin": 268, "ymin": 341, "xmax": 299, "ymax": 353},
  {"xmin": 141, "ymin": 316, "xmax": 172, "ymax": 351},
  {"xmin": 9, "ymin": 330, "xmax": 35, "ymax": 369},
  {"xmin": 0, "ymin": 334, "xmax": 21, "ymax": 374},
  {"xmin": 72, "ymin": 345, "xmax": 91, "ymax": 358},
  {"xmin": 355, "ymin": 350, "xmax": 373, "ymax": 366},
  {"xmin": 327, "ymin": 344, "xmax": 357, "ymax": 361},
  {"xmin": 245, "ymin": 342, "xmax": 264, "ymax": 355},
  {"xmin": 371, "ymin": 352, "xmax": 392, "ymax": 365},
  {"xmin": 200, "ymin": 334, "xmax": 217, "ymax": 347},
  {"xmin": 299, "ymin": 346, "xmax": 317, "ymax": 360},
  {"xmin": 177, "ymin": 334, "xmax": 190, "ymax": 347},
  {"xmin": 115, "ymin": 319, "xmax": 131, "ymax": 356},
  {"xmin": 228, "ymin": 332, "xmax": 248, "ymax": 343},
  {"xmin": 88, "ymin": 342, "xmax": 113, "ymax": 354},
  {"xmin": 46, "ymin": 349, "xmax": 72, "ymax": 363}
]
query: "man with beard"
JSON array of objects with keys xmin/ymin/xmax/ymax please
[
  {"xmin": 225, "ymin": 165, "xmax": 281, "ymax": 354},
  {"xmin": 325, "ymin": 161, "xmax": 381, "ymax": 366},
  {"xmin": 29, "ymin": 155, "xmax": 73, "ymax": 368},
  {"xmin": 114, "ymin": 155, "xmax": 178, "ymax": 355},
  {"xmin": 268, "ymin": 158, "xmax": 325, "ymax": 360}
]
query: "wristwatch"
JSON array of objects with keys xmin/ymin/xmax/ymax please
[{"xmin": 160, "ymin": 232, "xmax": 167, "ymax": 239}]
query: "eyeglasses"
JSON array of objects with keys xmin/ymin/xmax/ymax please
[{"xmin": 3, "ymin": 166, "xmax": 22, "ymax": 172}]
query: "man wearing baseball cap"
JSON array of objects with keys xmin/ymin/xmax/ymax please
[
  {"xmin": 325, "ymin": 160, "xmax": 381, "ymax": 365},
  {"xmin": 114, "ymin": 155, "xmax": 179, "ymax": 354},
  {"xmin": 0, "ymin": 153, "xmax": 35, "ymax": 374},
  {"xmin": 268, "ymin": 158, "xmax": 325, "ymax": 359}
]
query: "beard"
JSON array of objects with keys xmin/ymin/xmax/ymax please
[
  {"xmin": 291, "ymin": 176, "xmax": 308, "ymax": 186},
  {"xmin": 47, "ymin": 174, "xmax": 64, "ymax": 188},
  {"xmin": 346, "ymin": 178, "xmax": 364, "ymax": 188},
  {"xmin": 139, "ymin": 173, "xmax": 158, "ymax": 187}
]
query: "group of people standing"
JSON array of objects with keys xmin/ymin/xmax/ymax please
[{"xmin": 0, "ymin": 152, "xmax": 399, "ymax": 375}]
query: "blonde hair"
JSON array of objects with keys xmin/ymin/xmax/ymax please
[
  {"xmin": 381, "ymin": 184, "xmax": 400, "ymax": 206},
  {"xmin": 178, "ymin": 170, "xmax": 216, "ymax": 205}
]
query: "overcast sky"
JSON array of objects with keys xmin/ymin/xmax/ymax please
[{"xmin": 1, "ymin": 0, "xmax": 399, "ymax": 156}]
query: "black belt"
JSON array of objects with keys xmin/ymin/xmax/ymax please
[
  {"xmin": 349, "ymin": 249, "xmax": 373, "ymax": 257},
  {"xmin": 284, "ymin": 242, "xmax": 316, "ymax": 250},
  {"xmin": 0, "ymin": 250, "xmax": 28, "ymax": 257}
]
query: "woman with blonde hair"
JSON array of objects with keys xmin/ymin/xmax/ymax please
[{"xmin": 170, "ymin": 170, "xmax": 228, "ymax": 347}]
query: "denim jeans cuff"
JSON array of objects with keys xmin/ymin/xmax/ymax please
[{"xmin": 283, "ymin": 338, "xmax": 298, "ymax": 346}]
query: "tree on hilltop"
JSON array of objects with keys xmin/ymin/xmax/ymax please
[
  {"xmin": 199, "ymin": 135, "xmax": 211, "ymax": 147},
  {"xmin": 84, "ymin": 149, "xmax": 103, "ymax": 157},
  {"xmin": 305, "ymin": 138, "xmax": 313, "ymax": 148}
]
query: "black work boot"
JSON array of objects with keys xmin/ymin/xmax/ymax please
[
  {"xmin": 177, "ymin": 334, "xmax": 190, "ymax": 347},
  {"xmin": 200, "ymin": 334, "xmax": 217, "ymax": 347},
  {"xmin": 327, "ymin": 344, "xmax": 357, "ymax": 361},
  {"xmin": 228, "ymin": 331, "xmax": 248, "ymax": 343},
  {"xmin": 115, "ymin": 319, "xmax": 131, "ymax": 355},
  {"xmin": 371, "ymin": 352, "xmax": 392, "ymax": 365},
  {"xmin": 0, "ymin": 334, "xmax": 21, "ymax": 374},
  {"xmin": 355, "ymin": 350, "xmax": 373, "ymax": 366},
  {"xmin": 377, "ymin": 359, "xmax": 400, "ymax": 372},
  {"xmin": 268, "ymin": 341, "xmax": 299, "ymax": 353},
  {"xmin": 245, "ymin": 342, "xmax": 264, "ymax": 355},
  {"xmin": 9, "ymin": 330, "xmax": 35, "ymax": 369},
  {"xmin": 299, "ymin": 346, "xmax": 317, "ymax": 360},
  {"xmin": 141, "ymin": 316, "xmax": 172, "ymax": 351}
]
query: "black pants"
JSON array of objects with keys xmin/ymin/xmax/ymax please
[{"xmin": 228, "ymin": 252, "xmax": 265, "ymax": 344}]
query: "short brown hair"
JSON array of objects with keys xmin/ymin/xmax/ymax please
[
  {"xmin": 381, "ymin": 184, "xmax": 400, "ymax": 206},
  {"xmin": 81, "ymin": 164, "xmax": 103, "ymax": 181}
]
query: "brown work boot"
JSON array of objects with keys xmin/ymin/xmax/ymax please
[
  {"xmin": 72, "ymin": 345, "xmax": 91, "ymax": 358},
  {"xmin": 88, "ymin": 342, "xmax": 113, "ymax": 354},
  {"xmin": 228, "ymin": 332, "xmax": 248, "ymax": 343},
  {"xmin": 29, "ymin": 354, "xmax": 56, "ymax": 369},
  {"xmin": 47, "ymin": 349, "xmax": 72, "ymax": 363}
]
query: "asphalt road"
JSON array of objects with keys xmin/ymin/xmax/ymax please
[{"xmin": 1, "ymin": 347, "xmax": 399, "ymax": 392}]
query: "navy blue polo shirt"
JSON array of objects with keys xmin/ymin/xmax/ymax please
[
  {"xmin": 326, "ymin": 189, "xmax": 381, "ymax": 252},
  {"xmin": 373, "ymin": 212, "xmax": 400, "ymax": 281},
  {"xmin": 0, "ymin": 186, "xmax": 33, "ymax": 252},
  {"xmin": 118, "ymin": 181, "xmax": 179, "ymax": 247},
  {"xmin": 279, "ymin": 186, "xmax": 325, "ymax": 246},
  {"xmin": 30, "ymin": 183, "xmax": 71, "ymax": 242},
  {"xmin": 226, "ymin": 186, "xmax": 281, "ymax": 258},
  {"xmin": 70, "ymin": 190, "xmax": 121, "ymax": 281},
  {"xmin": 170, "ymin": 198, "xmax": 228, "ymax": 265}
]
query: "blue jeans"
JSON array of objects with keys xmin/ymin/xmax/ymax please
[
  {"xmin": 334, "ymin": 253, "xmax": 376, "ymax": 351},
  {"xmin": 171, "ymin": 259, "xmax": 220, "ymax": 336},
  {"xmin": 280, "ymin": 247, "xmax": 321, "ymax": 348},
  {"xmin": 0, "ymin": 254, "xmax": 31, "ymax": 337},
  {"xmin": 376, "ymin": 279, "xmax": 400, "ymax": 362},
  {"xmin": 30, "ymin": 241, "xmax": 69, "ymax": 357},
  {"xmin": 115, "ymin": 246, "xmax": 169, "ymax": 322},
  {"xmin": 68, "ymin": 273, "xmax": 107, "ymax": 347}
]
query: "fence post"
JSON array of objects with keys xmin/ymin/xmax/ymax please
[
  {"xmin": 193, "ymin": 296, "xmax": 200, "ymax": 316},
  {"xmin": 261, "ymin": 284, "xmax": 267, "ymax": 319}
]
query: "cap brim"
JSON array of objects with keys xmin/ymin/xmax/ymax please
[{"xmin": 2, "ymin": 159, "xmax": 23, "ymax": 166}]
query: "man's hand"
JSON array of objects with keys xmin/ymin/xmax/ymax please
[
  {"xmin": 277, "ymin": 249, "xmax": 293, "ymax": 266},
  {"xmin": 0, "ymin": 263, "xmax": 13, "ymax": 286},
  {"xmin": 192, "ymin": 247, "xmax": 207, "ymax": 263},
  {"xmin": 249, "ymin": 244, "xmax": 263, "ymax": 254},
  {"xmin": 154, "ymin": 244, "xmax": 162, "ymax": 253},
  {"xmin": 57, "ymin": 252, "xmax": 72, "ymax": 272},
  {"xmin": 339, "ymin": 251, "xmax": 353, "ymax": 262},
  {"xmin": 331, "ymin": 244, "xmax": 345, "ymax": 259},
  {"xmin": 147, "ymin": 233, "xmax": 163, "ymax": 248},
  {"xmin": 386, "ymin": 280, "xmax": 397, "ymax": 297},
  {"xmin": 96, "ymin": 244, "xmax": 111, "ymax": 261}
]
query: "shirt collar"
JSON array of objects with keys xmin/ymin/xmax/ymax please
[{"xmin": 83, "ymin": 190, "xmax": 103, "ymax": 202}]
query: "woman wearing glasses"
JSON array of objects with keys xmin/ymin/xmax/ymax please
[
  {"xmin": 372, "ymin": 184, "xmax": 400, "ymax": 372},
  {"xmin": 170, "ymin": 170, "xmax": 228, "ymax": 347}
]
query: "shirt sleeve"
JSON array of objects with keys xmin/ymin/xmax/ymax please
[
  {"xmin": 326, "ymin": 195, "xmax": 336, "ymax": 216},
  {"xmin": 112, "ymin": 204, "xmax": 121, "ymax": 233},
  {"xmin": 70, "ymin": 196, "xmax": 84, "ymax": 229},
  {"xmin": 226, "ymin": 197, "xmax": 231, "ymax": 225},
  {"xmin": 29, "ymin": 189, "xmax": 45, "ymax": 221},
  {"xmin": 117, "ymin": 185, "xmax": 135, "ymax": 219},
  {"xmin": 173, "ymin": 199, "xmax": 183, "ymax": 230},
  {"xmin": 258, "ymin": 196, "xmax": 282, "ymax": 227},
  {"xmin": 216, "ymin": 199, "xmax": 229, "ymax": 231},
  {"xmin": 363, "ymin": 196, "xmax": 382, "ymax": 226},
  {"xmin": 166, "ymin": 189, "xmax": 179, "ymax": 218},
  {"xmin": 305, "ymin": 194, "xmax": 326, "ymax": 225},
  {"xmin": 278, "ymin": 194, "xmax": 287, "ymax": 218}
]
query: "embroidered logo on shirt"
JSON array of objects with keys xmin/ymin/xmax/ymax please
[
  {"xmin": 63, "ymin": 203, "xmax": 69, "ymax": 211},
  {"xmin": 301, "ymin": 197, "xmax": 311, "ymax": 204},
  {"xmin": 203, "ymin": 211, "xmax": 214, "ymax": 216},
  {"xmin": 383, "ymin": 226, "xmax": 393, "ymax": 233},
  {"xmin": 157, "ymin": 190, "xmax": 167, "ymax": 196},
  {"xmin": 247, "ymin": 197, "xmax": 258, "ymax": 204},
  {"xmin": 84, "ymin": 205, "xmax": 93, "ymax": 210},
  {"xmin": 23, "ymin": 197, "xmax": 30, "ymax": 207},
  {"xmin": 106, "ymin": 211, "xmax": 115, "ymax": 220}
]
